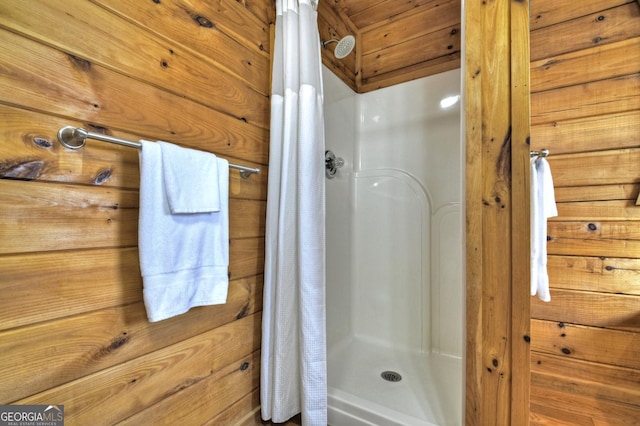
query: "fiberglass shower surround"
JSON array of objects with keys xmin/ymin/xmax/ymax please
[{"xmin": 324, "ymin": 66, "xmax": 463, "ymax": 425}]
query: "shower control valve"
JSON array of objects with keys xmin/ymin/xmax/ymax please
[{"xmin": 325, "ymin": 150, "xmax": 344, "ymax": 179}]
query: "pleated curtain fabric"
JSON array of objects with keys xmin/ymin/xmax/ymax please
[{"xmin": 261, "ymin": 0, "xmax": 327, "ymax": 425}]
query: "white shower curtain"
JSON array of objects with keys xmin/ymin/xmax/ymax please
[{"xmin": 261, "ymin": 0, "xmax": 327, "ymax": 425}]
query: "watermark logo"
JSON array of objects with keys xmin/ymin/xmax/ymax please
[{"xmin": 0, "ymin": 405, "xmax": 64, "ymax": 426}]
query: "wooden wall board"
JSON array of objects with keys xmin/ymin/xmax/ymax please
[
  {"xmin": 531, "ymin": 111, "xmax": 640, "ymax": 155},
  {"xmin": 530, "ymin": 385, "xmax": 640, "ymax": 425},
  {"xmin": 548, "ymin": 220, "xmax": 640, "ymax": 241},
  {"xmin": 0, "ymin": 276, "xmax": 262, "ymax": 403},
  {"xmin": 530, "ymin": 0, "xmax": 632, "ymax": 31},
  {"xmin": 0, "ymin": 180, "xmax": 266, "ymax": 254},
  {"xmin": 531, "ymin": 319, "xmax": 640, "ymax": 370},
  {"xmin": 530, "ymin": 37, "xmax": 640, "ymax": 92},
  {"xmin": 93, "ymin": 0, "xmax": 271, "ymax": 56},
  {"xmin": 0, "ymin": 29, "xmax": 269, "ymax": 164},
  {"xmin": 118, "ymin": 350, "xmax": 260, "ymax": 425},
  {"xmin": 531, "ymin": 352, "xmax": 640, "ymax": 406},
  {"xmin": 548, "ymin": 148, "xmax": 640, "ymax": 187},
  {"xmin": 0, "ymin": 0, "xmax": 270, "ymax": 98},
  {"xmin": 0, "ymin": 237, "xmax": 264, "ymax": 332},
  {"xmin": 0, "ymin": 0, "xmax": 270, "ymax": 421},
  {"xmin": 531, "ymin": 74, "xmax": 640, "ymax": 126},
  {"xmin": 360, "ymin": 0, "xmax": 459, "ymax": 55},
  {"xmin": 359, "ymin": 53, "xmax": 460, "ymax": 93},
  {"xmin": 554, "ymin": 199, "xmax": 640, "ymax": 221},
  {"xmin": 530, "ymin": 3, "xmax": 640, "ymax": 61},
  {"xmin": 320, "ymin": 1, "xmax": 461, "ymax": 93},
  {"xmin": 206, "ymin": 388, "xmax": 260, "ymax": 426},
  {"xmin": 15, "ymin": 315, "xmax": 260, "ymax": 424},
  {"xmin": 0, "ymin": 180, "xmax": 139, "ymax": 255},
  {"xmin": 554, "ymin": 184, "xmax": 638, "ymax": 202},
  {"xmin": 548, "ymin": 235, "xmax": 640, "ymax": 259},
  {"xmin": 361, "ymin": 25, "xmax": 460, "ymax": 80},
  {"xmin": 0, "ymin": 248, "xmax": 142, "ymax": 330},
  {"xmin": 548, "ymin": 255, "xmax": 640, "ymax": 295},
  {"xmin": 346, "ymin": 0, "xmax": 442, "ymax": 30},
  {"xmin": 0, "ymin": 105, "xmax": 268, "ymax": 198},
  {"xmin": 531, "ymin": 289, "xmax": 640, "ymax": 332}
]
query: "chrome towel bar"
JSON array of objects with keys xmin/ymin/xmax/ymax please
[{"xmin": 57, "ymin": 126, "xmax": 261, "ymax": 179}]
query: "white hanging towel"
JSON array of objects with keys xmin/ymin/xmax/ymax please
[
  {"xmin": 530, "ymin": 156, "xmax": 558, "ymax": 302},
  {"xmin": 138, "ymin": 140, "xmax": 229, "ymax": 322}
]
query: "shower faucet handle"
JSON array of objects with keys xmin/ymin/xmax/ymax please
[{"xmin": 325, "ymin": 150, "xmax": 344, "ymax": 179}]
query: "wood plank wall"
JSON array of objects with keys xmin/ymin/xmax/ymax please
[
  {"xmin": 0, "ymin": 0, "xmax": 274, "ymax": 424},
  {"xmin": 318, "ymin": 0, "xmax": 461, "ymax": 93},
  {"xmin": 529, "ymin": 0, "xmax": 640, "ymax": 423}
]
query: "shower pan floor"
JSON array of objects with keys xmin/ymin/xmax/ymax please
[{"xmin": 327, "ymin": 337, "xmax": 462, "ymax": 425}]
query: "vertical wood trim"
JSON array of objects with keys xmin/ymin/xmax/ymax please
[
  {"xmin": 510, "ymin": 0, "xmax": 532, "ymax": 424},
  {"xmin": 465, "ymin": 0, "xmax": 531, "ymax": 424},
  {"xmin": 464, "ymin": 0, "xmax": 484, "ymax": 423}
]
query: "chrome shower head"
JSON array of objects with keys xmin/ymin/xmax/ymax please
[{"xmin": 322, "ymin": 35, "xmax": 355, "ymax": 59}]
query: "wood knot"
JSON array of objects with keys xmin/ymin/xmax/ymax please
[
  {"xmin": 1, "ymin": 159, "xmax": 45, "ymax": 180},
  {"xmin": 193, "ymin": 15, "xmax": 214, "ymax": 28},
  {"xmin": 96, "ymin": 332, "xmax": 130, "ymax": 358},
  {"xmin": 240, "ymin": 362, "xmax": 250, "ymax": 371},
  {"xmin": 68, "ymin": 54, "xmax": 92, "ymax": 71},
  {"xmin": 32, "ymin": 137, "xmax": 53, "ymax": 149},
  {"xmin": 93, "ymin": 168, "xmax": 112, "ymax": 185}
]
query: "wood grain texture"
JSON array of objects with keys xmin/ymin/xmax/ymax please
[
  {"xmin": 0, "ymin": 0, "xmax": 271, "ymax": 98},
  {"xmin": 530, "ymin": 385, "xmax": 640, "ymax": 425},
  {"xmin": 510, "ymin": 0, "xmax": 532, "ymax": 423},
  {"xmin": 531, "ymin": 319, "xmax": 640, "ymax": 370},
  {"xmin": 530, "ymin": 0, "xmax": 631, "ymax": 30},
  {"xmin": 531, "ymin": 8, "xmax": 640, "ymax": 420},
  {"xmin": 530, "ymin": 2, "xmax": 640, "ymax": 61},
  {"xmin": 0, "ymin": 276, "xmax": 262, "ymax": 403},
  {"xmin": 0, "ymin": 0, "xmax": 270, "ymax": 421},
  {"xmin": 18, "ymin": 315, "xmax": 260, "ymax": 425},
  {"xmin": 320, "ymin": 0, "xmax": 461, "ymax": 93},
  {"xmin": 464, "ymin": 0, "xmax": 530, "ymax": 423},
  {"xmin": 0, "ymin": 28, "xmax": 269, "ymax": 164},
  {"xmin": 530, "ymin": 37, "xmax": 640, "ymax": 92},
  {"xmin": 531, "ymin": 74, "xmax": 640, "ymax": 126},
  {"xmin": 531, "ymin": 111, "xmax": 640, "ymax": 155},
  {"xmin": 531, "ymin": 289, "xmax": 640, "ymax": 332},
  {"xmin": 548, "ymin": 255, "xmax": 640, "ymax": 295},
  {"xmin": 531, "ymin": 352, "xmax": 640, "ymax": 407}
]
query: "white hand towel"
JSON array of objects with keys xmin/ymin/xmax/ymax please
[
  {"xmin": 530, "ymin": 157, "xmax": 558, "ymax": 302},
  {"xmin": 158, "ymin": 141, "xmax": 220, "ymax": 213},
  {"xmin": 138, "ymin": 140, "xmax": 229, "ymax": 322}
]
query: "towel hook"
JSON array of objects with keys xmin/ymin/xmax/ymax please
[{"xmin": 530, "ymin": 149, "xmax": 550, "ymax": 158}]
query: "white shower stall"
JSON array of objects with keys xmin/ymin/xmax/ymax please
[{"xmin": 324, "ymin": 66, "xmax": 463, "ymax": 425}]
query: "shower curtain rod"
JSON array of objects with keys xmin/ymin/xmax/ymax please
[{"xmin": 57, "ymin": 126, "xmax": 261, "ymax": 179}]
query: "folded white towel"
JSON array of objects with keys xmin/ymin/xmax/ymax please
[
  {"xmin": 158, "ymin": 141, "xmax": 220, "ymax": 214},
  {"xmin": 138, "ymin": 140, "xmax": 229, "ymax": 322},
  {"xmin": 530, "ymin": 157, "xmax": 558, "ymax": 302}
]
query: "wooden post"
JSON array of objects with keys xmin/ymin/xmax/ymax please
[{"xmin": 465, "ymin": 0, "xmax": 531, "ymax": 424}]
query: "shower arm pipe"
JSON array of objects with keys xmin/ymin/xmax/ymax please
[
  {"xmin": 57, "ymin": 126, "xmax": 261, "ymax": 179},
  {"xmin": 322, "ymin": 39, "xmax": 339, "ymax": 47}
]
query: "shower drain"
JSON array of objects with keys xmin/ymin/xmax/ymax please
[{"xmin": 380, "ymin": 370, "xmax": 402, "ymax": 382}]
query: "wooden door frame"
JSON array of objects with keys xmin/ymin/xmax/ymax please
[{"xmin": 464, "ymin": 0, "xmax": 531, "ymax": 424}]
